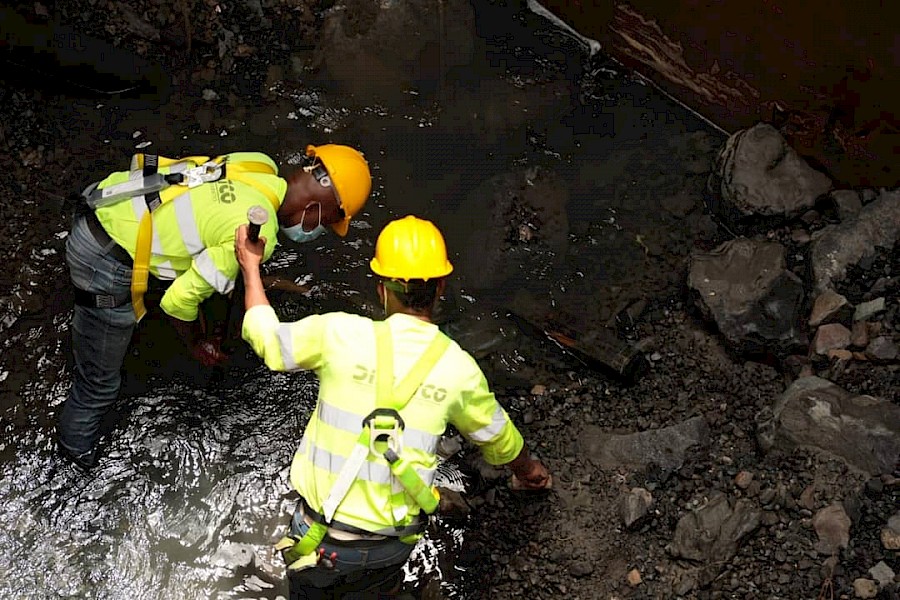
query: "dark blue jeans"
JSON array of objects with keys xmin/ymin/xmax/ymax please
[
  {"xmin": 56, "ymin": 213, "xmax": 136, "ymax": 463},
  {"xmin": 287, "ymin": 506, "xmax": 414, "ymax": 599}
]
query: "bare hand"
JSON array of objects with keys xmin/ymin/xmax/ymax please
[
  {"xmin": 234, "ymin": 224, "xmax": 266, "ymax": 272},
  {"xmin": 191, "ymin": 338, "xmax": 229, "ymax": 367},
  {"xmin": 510, "ymin": 458, "xmax": 552, "ymax": 491}
]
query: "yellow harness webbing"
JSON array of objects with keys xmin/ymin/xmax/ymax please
[{"xmin": 129, "ymin": 155, "xmax": 280, "ymax": 321}]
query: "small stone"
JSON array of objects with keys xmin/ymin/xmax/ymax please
[
  {"xmin": 865, "ymin": 337, "xmax": 898, "ymax": 362},
  {"xmin": 854, "ymin": 297, "xmax": 885, "ymax": 321},
  {"xmin": 852, "ymin": 578, "xmax": 878, "ymax": 599},
  {"xmin": 569, "ymin": 563, "xmax": 594, "ymax": 578},
  {"xmin": 530, "ymin": 384, "xmax": 546, "ymax": 396},
  {"xmin": 882, "ymin": 527, "xmax": 900, "ymax": 550},
  {"xmin": 812, "ymin": 503, "xmax": 851, "ymax": 554},
  {"xmin": 868, "ymin": 561, "xmax": 895, "ymax": 588},
  {"xmin": 813, "ymin": 323, "xmax": 851, "ymax": 354},
  {"xmin": 202, "ymin": 88, "xmax": 219, "ymax": 101},
  {"xmin": 809, "ymin": 290, "xmax": 852, "ymax": 327},
  {"xmin": 790, "ymin": 229, "xmax": 811, "ymax": 244},
  {"xmin": 627, "ymin": 568, "xmax": 642, "ymax": 586},
  {"xmin": 850, "ymin": 321, "xmax": 869, "ymax": 348},
  {"xmin": 797, "ymin": 484, "xmax": 816, "ymax": 510},
  {"xmin": 826, "ymin": 348, "xmax": 853, "ymax": 361},
  {"xmin": 734, "ymin": 471, "xmax": 754, "ymax": 489}
]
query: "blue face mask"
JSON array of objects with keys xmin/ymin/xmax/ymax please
[{"xmin": 281, "ymin": 203, "xmax": 327, "ymax": 244}]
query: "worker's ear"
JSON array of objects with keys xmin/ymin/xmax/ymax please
[
  {"xmin": 376, "ymin": 281, "xmax": 385, "ymax": 303},
  {"xmin": 436, "ymin": 278, "xmax": 447, "ymax": 297}
]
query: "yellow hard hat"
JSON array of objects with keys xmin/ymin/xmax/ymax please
[
  {"xmin": 306, "ymin": 144, "xmax": 372, "ymax": 237},
  {"xmin": 370, "ymin": 215, "xmax": 454, "ymax": 280}
]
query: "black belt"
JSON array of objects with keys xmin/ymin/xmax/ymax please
[
  {"xmin": 84, "ymin": 210, "xmax": 133, "ymax": 266},
  {"xmin": 299, "ymin": 497, "xmax": 427, "ymax": 539}
]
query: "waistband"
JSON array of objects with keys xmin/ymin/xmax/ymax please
[{"xmin": 298, "ymin": 497, "xmax": 427, "ymax": 540}]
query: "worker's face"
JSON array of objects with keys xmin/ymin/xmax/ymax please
[{"xmin": 279, "ymin": 166, "xmax": 344, "ymax": 238}]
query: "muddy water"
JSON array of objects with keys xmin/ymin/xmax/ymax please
[{"xmin": 0, "ymin": 3, "xmax": 722, "ymax": 598}]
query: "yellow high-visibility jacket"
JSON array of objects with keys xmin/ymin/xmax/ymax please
[
  {"xmin": 242, "ymin": 307, "xmax": 525, "ymax": 534},
  {"xmin": 94, "ymin": 151, "xmax": 285, "ymax": 321}
]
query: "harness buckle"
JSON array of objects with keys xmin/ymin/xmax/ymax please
[
  {"xmin": 362, "ymin": 408, "xmax": 405, "ymax": 457},
  {"xmin": 184, "ymin": 161, "xmax": 224, "ymax": 188}
]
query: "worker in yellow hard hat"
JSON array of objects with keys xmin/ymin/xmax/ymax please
[
  {"xmin": 235, "ymin": 214, "xmax": 552, "ymax": 598},
  {"xmin": 56, "ymin": 144, "xmax": 372, "ymax": 471}
]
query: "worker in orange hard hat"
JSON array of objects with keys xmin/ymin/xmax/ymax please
[
  {"xmin": 57, "ymin": 143, "xmax": 372, "ymax": 471},
  {"xmin": 280, "ymin": 144, "xmax": 373, "ymax": 242},
  {"xmin": 235, "ymin": 214, "xmax": 551, "ymax": 598}
]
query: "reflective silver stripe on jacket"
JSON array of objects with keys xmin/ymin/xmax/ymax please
[
  {"xmin": 303, "ymin": 440, "xmax": 436, "ymax": 486},
  {"xmin": 172, "ymin": 195, "xmax": 203, "ymax": 256},
  {"xmin": 194, "ymin": 252, "xmax": 234, "ymax": 294},
  {"xmin": 277, "ymin": 324, "xmax": 299, "ymax": 371},
  {"xmin": 155, "ymin": 260, "xmax": 177, "ymax": 280},
  {"xmin": 316, "ymin": 400, "xmax": 440, "ymax": 454},
  {"xmin": 467, "ymin": 405, "xmax": 508, "ymax": 442}
]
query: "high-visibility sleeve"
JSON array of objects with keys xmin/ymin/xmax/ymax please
[
  {"xmin": 159, "ymin": 263, "xmax": 217, "ymax": 321},
  {"xmin": 242, "ymin": 305, "xmax": 328, "ymax": 372},
  {"xmin": 450, "ymin": 360, "xmax": 524, "ymax": 466}
]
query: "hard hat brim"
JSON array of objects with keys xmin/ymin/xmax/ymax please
[{"xmin": 330, "ymin": 217, "xmax": 350, "ymax": 237}]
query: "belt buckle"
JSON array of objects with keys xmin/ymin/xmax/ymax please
[{"xmin": 94, "ymin": 294, "xmax": 119, "ymax": 309}]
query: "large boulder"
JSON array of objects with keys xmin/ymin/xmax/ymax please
[
  {"xmin": 769, "ymin": 376, "xmax": 900, "ymax": 476},
  {"xmin": 810, "ymin": 189, "xmax": 900, "ymax": 293},
  {"xmin": 706, "ymin": 123, "xmax": 832, "ymax": 229},
  {"xmin": 688, "ymin": 238, "xmax": 806, "ymax": 353}
]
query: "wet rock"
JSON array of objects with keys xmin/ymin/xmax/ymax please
[
  {"xmin": 868, "ymin": 561, "xmax": 895, "ymax": 589},
  {"xmin": 436, "ymin": 435, "xmax": 463, "ymax": 459},
  {"xmin": 667, "ymin": 492, "xmax": 760, "ymax": 574},
  {"xmin": 812, "ymin": 323, "xmax": 851, "ymax": 354},
  {"xmin": 810, "ymin": 190, "xmax": 900, "ymax": 293},
  {"xmin": 706, "ymin": 123, "xmax": 832, "ymax": 226},
  {"xmin": 734, "ymin": 471, "xmax": 754, "ymax": 489},
  {"xmin": 854, "ymin": 297, "xmax": 886, "ymax": 322},
  {"xmin": 579, "ymin": 416, "xmax": 709, "ymax": 472},
  {"xmin": 865, "ymin": 336, "xmax": 898, "ymax": 362},
  {"xmin": 618, "ymin": 487, "xmax": 653, "ymax": 529},
  {"xmin": 209, "ymin": 541, "xmax": 255, "ymax": 569},
  {"xmin": 688, "ymin": 238, "xmax": 805, "ymax": 353},
  {"xmin": 437, "ymin": 487, "xmax": 471, "ymax": 517},
  {"xmin": 853, "ymin": 578, "xmax": 878, "ymax": 599},
  {"xmin": 882, "ymin": 513, "xmax": 900, "ymax": 550},
  {"xmin": 850, "ymin": 321, "xmax": 869, "ymax": 348},
  {"xmin": 790, "ymin": 228, "xmax": 811, "ymax": 244},
  {"xmin": 826, "ymin": 189, "xmax": 863, "ymax": 221},
  {"xmin": 812, "ymin": 503, "xmax": 851, "ymax": 555},
  {"xmin": 568, "ymin": 563, "xmax": 594, "ymax": 578},
  {"xmin": 808, "ymin": 290, "xmax": 852, "ymax": 327},
  {"xmin": 771, "ymin": 377, "xmax": 900, "ymax": 476}
]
